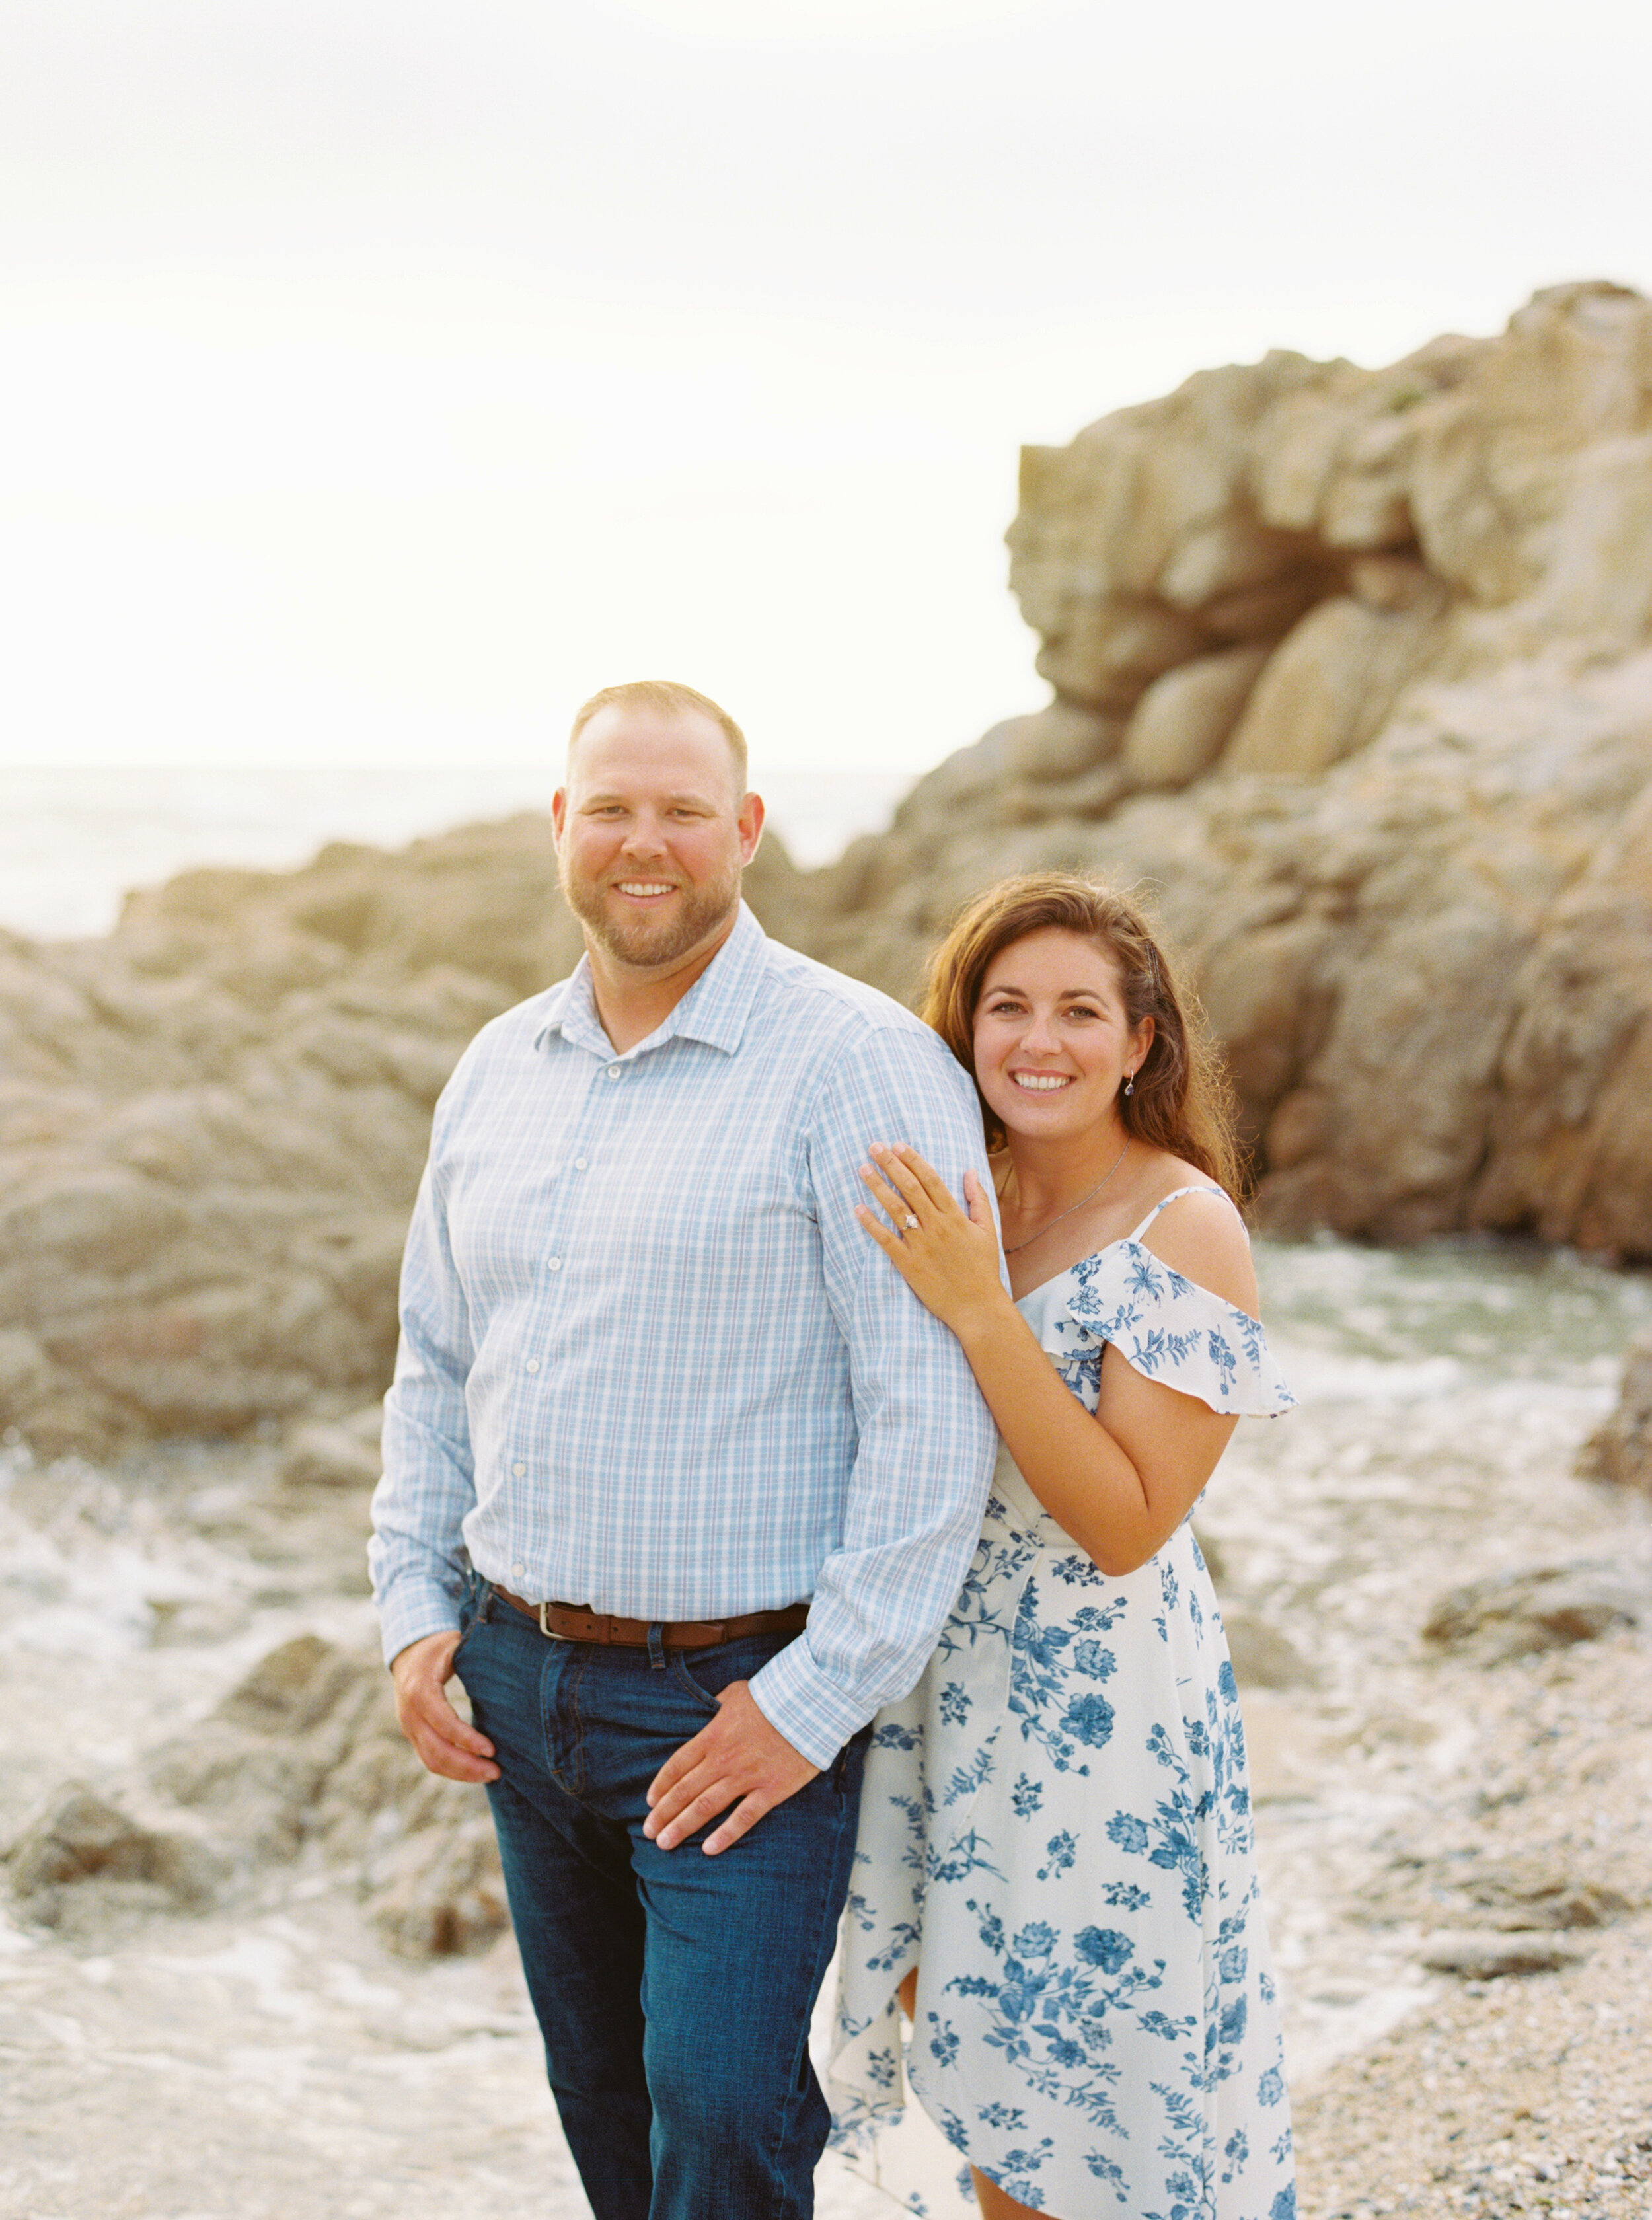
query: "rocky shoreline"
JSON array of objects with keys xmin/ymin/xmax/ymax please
[{"xmin": 4, "ymin": 1238, "xmax": 1651, "ymax": 2216}]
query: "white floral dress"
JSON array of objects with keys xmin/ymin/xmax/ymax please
[{"xmin": 828, "ymin": 1189, "xmax": 1298, "ymax": 2219}]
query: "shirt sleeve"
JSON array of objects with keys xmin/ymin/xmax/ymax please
[
  {"xmin": 747, "ymin": 1019, "xmax": 1000, "ymax": 1767},
  {"xmin": 367, "ymin": 1107, "xmax": 480, "ymax": 1666}
]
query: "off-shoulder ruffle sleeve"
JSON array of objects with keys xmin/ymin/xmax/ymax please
[{"xmin": 1050, "ymin": 1240, "xmax": 1296, "ymax": 1417}]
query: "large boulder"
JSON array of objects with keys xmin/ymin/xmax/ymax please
[
  {"xmin": 1121, "ymin": 644, "xmax": 1269, "ymax": 789},
  {"xmin": 3, "ymin": 1630, "xmax": 513, "ymax": 1960},
  {"xmin": 1220, "ymin": 597, "xmax": 1437, "ymax": 776},
  {"xmin": 1422, "ymin": 1557, "xmax": 1652, "ymax": 1662},
  {"xmin": 1003, "ymin": 281, "xmax": 1652, "ymax": 796},
  {"xmin": 4, "ymin": 1785, "xmax": 220, "ymax": 1926},
  {"xmin": 139, "ymin": 1632, "xmax": 511, "ymax": 1957}
]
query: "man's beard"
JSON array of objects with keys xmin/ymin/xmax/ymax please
[{"xmin": 560, "ymin": 861, "xmax": 742, "ymax": 971}]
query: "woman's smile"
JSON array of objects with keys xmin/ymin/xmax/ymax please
[{"xmin": 973, "ymin": 927, "xmax": 1152, "ymax": 1138}]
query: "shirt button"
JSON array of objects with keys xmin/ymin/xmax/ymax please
[
  {"xmin": 547, "ymin": 1256, "xmax": 562, "ymax": 1272},
  {"xmin": 606, "ymin": 1064, "xmax": 620, "ymax": 1080},
  {"xmin": 525, "ymin": 1358, "xmax": 541, "ymax": 1374},
  {"xmin": 512, "ymin": 1462, "xmax": 526, "ymax": 1478},
  {"xmin": 574, "ymin": 1156, "xmax": 588, "ymax": 1171},
  {"xmin": 512, "ymin": 1561, "xmax": 526, "ymax": 1577}
]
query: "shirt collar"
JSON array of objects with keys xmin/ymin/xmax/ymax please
[{"xmin": 535, "ymin": 901, "xmax": 769, "ymax": 1061}]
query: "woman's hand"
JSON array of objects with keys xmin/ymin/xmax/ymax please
[{"xmin": 856, "ymin": 1144, "xmax": 1007, "ymax": 1343}]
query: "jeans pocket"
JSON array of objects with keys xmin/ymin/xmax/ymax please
[
  {"xmin": 670, "ymin": 1630, "xmax": 791, "ymax": 1714},
  {"xmin": 669, "ymin": 1651, "xmax": 726, "ymax": 1714}
]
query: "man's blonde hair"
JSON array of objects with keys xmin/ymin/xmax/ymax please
[{"xmin": 568, "ymin": 680, "xmax": 748, "ymax": 793}]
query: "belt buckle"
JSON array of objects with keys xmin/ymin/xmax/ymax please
[{"xmin": 537, "ymin": 1602, "xmax": 570, "ymax": 1641}]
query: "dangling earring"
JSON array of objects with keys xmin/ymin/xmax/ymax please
[{"xmin": 1123, "ymin": 1072, "xmax": 1135, "ymax": 1097}]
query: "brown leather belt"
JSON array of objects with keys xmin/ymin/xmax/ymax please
[{"xmin": 494, "ymin": 1588, "xmax": 810, "ymax": 1648}]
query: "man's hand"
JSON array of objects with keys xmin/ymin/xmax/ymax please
[
  {"xmin": 390, "ymin": 1629, "xmax": 500, "ymax": 1784},
  {"xmin": 644, "ymin": 1680, "xmax": 818, "ymax": 1855}
]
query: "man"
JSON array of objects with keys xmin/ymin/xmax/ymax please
[{"xmin": 369, "ymin": 679, "xmax": 996, "ymax": 2219}]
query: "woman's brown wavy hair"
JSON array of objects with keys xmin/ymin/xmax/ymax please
[{"xmin": 919, "ymin": 872, "xmax": 1246, "ymax": 1200}]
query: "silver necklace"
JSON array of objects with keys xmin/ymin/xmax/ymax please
[{"xmin": 1000, "ymin": 1137, "xmax": 1131, "ymax": 1256}]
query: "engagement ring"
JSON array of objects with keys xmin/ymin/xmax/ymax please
[{"xmin": 904, "ymin": 1214, "xmax": 919, "ymax": 1230}]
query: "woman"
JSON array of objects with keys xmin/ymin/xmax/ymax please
[{"xmin": 829, "ymin": 874, "xmax": 1297, "ymax": 2220}]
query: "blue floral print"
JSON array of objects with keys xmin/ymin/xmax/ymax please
[{"xmin": 829, "ymin": 1190, "xmax": 1297, "ymax": 2219}]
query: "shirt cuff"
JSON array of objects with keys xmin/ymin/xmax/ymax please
[
  {"xmin": 748, "ymin": 1639, "xmax": 868, "ymax": 1771},
  {"xmin": 375, "ymin": 1581, "xmax": 464, "ymax": 1669}
]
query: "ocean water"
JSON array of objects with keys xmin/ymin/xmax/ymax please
[{"xmin": 0, "ymin": 762, "xmax": 919, "ymax": 942}]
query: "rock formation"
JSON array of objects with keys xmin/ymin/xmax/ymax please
[
  {"xmin": 3, "ymin": 1631, "xmax": 507, "ymax": 1957},
  {"xmin": 809, "ymin": 281, "xmax": 1652, "ymax": 1255},
  {"xmin": 0, "ymin": 821, "xmax": 813, "ymax": 1453},
  {"xmin": 5, "ymin": 281, "xmax": 1652, "ymax": 1454},
  {"xmin": 1423, "ymin": 1555, "xmax": 1652, "ymax": 1664}
]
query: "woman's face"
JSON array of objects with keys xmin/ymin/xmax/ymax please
[{"xmin": 971, "ymin": 927, "xmax": 1154, "ymax": 1143}]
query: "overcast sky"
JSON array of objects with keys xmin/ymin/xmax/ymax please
[{"xmin": 4, "ymin": 0, "xmax": 1649, "ymax": 782}]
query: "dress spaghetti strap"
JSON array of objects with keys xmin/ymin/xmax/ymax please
[{"xmin": 1125, "ymin": 1184, "xmax": 1230, "ymax": 1245}]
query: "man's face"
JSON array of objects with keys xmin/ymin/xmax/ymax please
[{"xmin": 552, "ymin": 705, "xmax": 763, "ymax": 973}]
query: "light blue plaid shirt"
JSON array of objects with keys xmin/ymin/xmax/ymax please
[{"xmin": 369, "ymin": 903, "xmax": 998, "ymax": 1767}]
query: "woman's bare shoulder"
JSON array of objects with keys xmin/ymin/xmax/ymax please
[{"xmin": 1131, "ymin": 1167, "xmax": 1258, "ymax": 1319}]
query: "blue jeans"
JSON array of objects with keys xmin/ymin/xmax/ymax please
[{"xmin": 453, "ymin": 1578, "xmax": 869, "ymax": 2220}]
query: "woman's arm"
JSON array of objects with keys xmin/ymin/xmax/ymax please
[{"xmin": 858, "ymin": 1146, "xmax": 1252, "ymax": 1576}]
